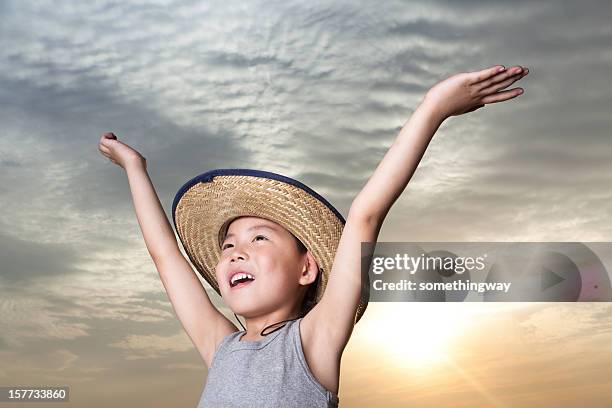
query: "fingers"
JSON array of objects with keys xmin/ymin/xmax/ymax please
[
  {"xmin": 469, "ymin": 65, "xmax": 506, "ymax": 84},
  {"xmin": 475, "ymin": 65, "xmax": 527, "ymax": 91},
  {"xmin": 479, "ymin": 69, "xmax": 528, "ymax": 95},
  {"xmin": 98, "ymin": 144, "xmax": 116, "ymax": 163},
  {"xmin": 98, "ymin": 133, "xmax": 113, "ymax": 153},
  {"xmin": 481, "ymin": 87, "xmax": 524, "ymax": 104},
  {"xmin": 99, "ymin": 149, "xmax": 118, "ymax": 165},
  {"xmin": 99, "ymin": 143, "xmax": 110, "ymax": 154},
  {"xmin": 98, "ymin": 133, "xmax": 119, "ymax": 165},
  {"xmin": 100, "ymin": 132, "xmax": 117, "ymax": 146}
]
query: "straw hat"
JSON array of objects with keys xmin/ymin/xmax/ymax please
[{"xmin": 171, "ymin": 168, "xmax": 368, "ymax": 324}]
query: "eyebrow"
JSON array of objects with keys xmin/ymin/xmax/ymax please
[{"xmin": 223, "ymin": 224, "xmax": 279, "ymax": 242}]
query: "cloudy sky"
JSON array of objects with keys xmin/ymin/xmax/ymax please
[{"xmin": 1, "ymin": 0, "xmax": 611, "ymax": 406}]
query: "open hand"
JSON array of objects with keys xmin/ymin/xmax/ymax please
[
  {"xmin": 98, "ymin": 132, "xmax": 146, "ymax": 170},
  {"xmin": 423, "ymin": 65, "xmax": 529, "ymax": 119}
]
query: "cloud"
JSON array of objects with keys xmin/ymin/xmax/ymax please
[
  {"xmin": 1, "ymin": 0, "xmax": 612, "ymax": 404},
  {"xmin": 0, "ymin": 347, "xmax": 98, "ymax": 382},
  {"xmin": 0, "ymin": 273, "xmax": 179, "ymax": 349},
  {"xmin": 0, "ymin": 230, "xmax": 82, "ymax": 283},
  {"xmin": 518, "ymin": 303, "xmax": 612, "ymax": 344},
  {"xmin": 109, "ymin": 331, "xmax": 195, "ymax": 360},
  {"xmin": 0, "ymin": 288, "xmax": 92, "ymax": 348},
  {"xmin": 163, "ymin": 362, "xmax": 205, "ymax": 371},
  {"xmin": 2, "ymin": 0, "xmax": 610, "ymax": 248}
]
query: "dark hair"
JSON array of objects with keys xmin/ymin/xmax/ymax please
[{"xmin": 293, "ymin": 235, "xmax": 320, "ymax": 317}]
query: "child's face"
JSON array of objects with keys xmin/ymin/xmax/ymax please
[{"xmin": 215, "ymin": 216, "xmax": 314, "ymax": 318}]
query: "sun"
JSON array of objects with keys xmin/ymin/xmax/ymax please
[{"xmin": 359, "ymin": 303, "xmax": 474, "ymax": 370}]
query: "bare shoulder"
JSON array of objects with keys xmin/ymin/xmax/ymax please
[{"xmin": 299, "ymin": 306, "xmax": 347, "ymax": 395}]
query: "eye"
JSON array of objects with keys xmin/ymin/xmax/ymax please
[{"xmin": 221, "ymin": 235, "xmax": 266, "ymax": 250}]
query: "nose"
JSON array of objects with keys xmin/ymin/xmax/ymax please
[{"xmin": 228, "ymin": 243, "xmax": 248, "ymax": 263}]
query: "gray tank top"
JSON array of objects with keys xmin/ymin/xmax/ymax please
[{"xmin": 197, "ymin": 317, "xmax": 340, "ymax": 407}]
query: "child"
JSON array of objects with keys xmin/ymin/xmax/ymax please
[{"xmin": 97, "ymin": 64, "xmax": 529, "ymax": 407}]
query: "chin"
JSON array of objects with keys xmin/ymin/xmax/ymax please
[
  {"xmin": 229, "ymin": 299, "xmax": 260, "ymax": 317},
  {"xmin": 232, "ymin": 299, "xmax": 282, "ymax": 319}
]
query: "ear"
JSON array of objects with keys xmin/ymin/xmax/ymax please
[{"xmin": 299, "ymin": 251, "xmax": 319, "ymax": 286}]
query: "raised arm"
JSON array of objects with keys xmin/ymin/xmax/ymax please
[
  {"xmin": 98, "ymin": 133, "xmax": 237, "ymax": 368},
  {"xmin": 352, "ymin": 64, "xmax": 529, "ymax": 220},
  {"xmin": 305, "ymin": 65, "xmax": 530, "ymax": 355}
]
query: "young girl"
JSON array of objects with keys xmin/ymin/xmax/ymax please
[{"xmin": 98, "ymin": 64, "xmax": 529, "ymax": 407}]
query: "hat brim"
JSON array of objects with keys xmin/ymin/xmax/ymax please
[{"xmin": 172, "ymin": 169, "xmax": 368, "ymax": 324}]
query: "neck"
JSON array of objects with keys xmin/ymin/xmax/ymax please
[{"xmin": 238, "ymin": 307, "xmax": 302, "ymax": 341}]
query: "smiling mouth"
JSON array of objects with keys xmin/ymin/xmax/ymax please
[
  {"xmin": 229, "ymin": 274, "xmax": 256, "ymax": 288},
  {"xmin": 230, "ymin": 279, "xmax": 255, "ymax": 289}
]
